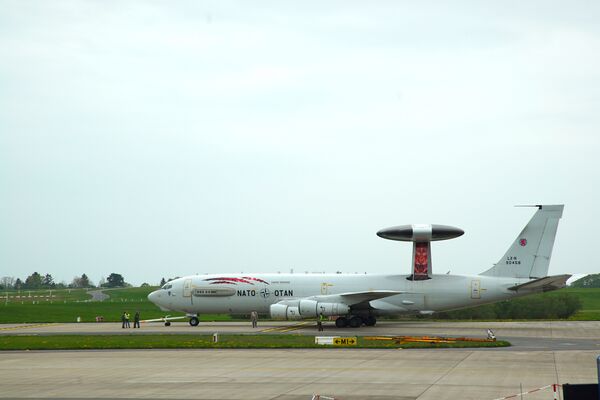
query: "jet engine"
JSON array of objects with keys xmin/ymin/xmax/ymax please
[
  {"xmin": 270, "ymin": 300, "xmax": 350, "ymax": 320},
  {"xmin": 298, "ymin": 300, "xmax": 349, "ymax": 317},
  {"xmin": 269, "ymin": 304, "xmax": 302, "ymax": 320}
]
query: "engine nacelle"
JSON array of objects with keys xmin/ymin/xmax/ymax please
[
  {"xmin": 271, "ymin": 300, "xmax": 349, "ymax": 320},
  {"xmin": 300, "ymin": 300, "xmax": 351, "ymax": 317},
  {"xmin": 269, "ymin": 304, "xmax": 302, "ymax": 320}
]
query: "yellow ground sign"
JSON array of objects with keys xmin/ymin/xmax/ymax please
[{"xmin": 333, "ymin": 337, "xmax": 357, "ymax": 346}]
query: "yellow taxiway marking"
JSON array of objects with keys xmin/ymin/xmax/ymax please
[
  {"xmin": 260, "ymin": 321, "xmax": 313, "ymax": 333},
  {"xmin": 0, "ymin": 323, "xmax": 60, "ymax": 331}
]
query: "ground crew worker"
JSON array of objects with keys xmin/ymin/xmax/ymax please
[
  {"xmin": 133, "ymin": 311, "xmax": 140, "ymax": 328},
  {"xmin": 121, "ymin": 311, "xmax": 126, "ymax": 329},
  {"xmin": 317, "ymin": 312, "xmax": 325, "ymax": 331},
  {"xmin": 125, "ymin": 311, "xmax": 131, "ymax": 328},
  {"xmin": 250, "ymin": 311, "xmax": 258, "ymax": 328}
]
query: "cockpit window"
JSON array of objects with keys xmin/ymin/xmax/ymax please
[{"xmin": 162, "ymin": 284, "xmax": 172, "ymax": 290}]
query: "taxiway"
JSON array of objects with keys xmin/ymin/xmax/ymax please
[
  {"xmin": 1, "ymin": 320, "xmax": 599, "ymax": 351},
  {"xmin": 1, "ymin": 321, "xmax": 599, "ymax": 399}
]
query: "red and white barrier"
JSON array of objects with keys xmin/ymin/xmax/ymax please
[
  {"xmin": 312, "ymin": 384, "xmax": 562, "ymax": 400},
  {"xmin": 492, "ymin": 384, "xmax": 561, "ymax": 400}
]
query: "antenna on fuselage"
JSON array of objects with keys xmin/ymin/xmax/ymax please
[{"xmin": 376, "ymin": 224, "xmax": 464, "ymax": 280}]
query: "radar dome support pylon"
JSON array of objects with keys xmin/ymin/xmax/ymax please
[{"xmin": 377, "ymin": 224, "xmax": 464, "ymax": 280}]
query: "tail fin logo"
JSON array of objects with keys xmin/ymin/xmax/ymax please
[{"xmin": 519, "ymin": 238, "xmax": 527, "ymax": 247}]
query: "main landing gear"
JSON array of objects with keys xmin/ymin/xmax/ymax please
[
  {"xmin": 189, "ymin": 316, "xmax": 199, "ymax": 326},
  {"xmin": 334, "ymin": 315, "xmax": 377, "ymax": 328}
]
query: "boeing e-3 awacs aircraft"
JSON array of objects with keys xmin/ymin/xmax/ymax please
[{"xmin": 148, "ymin": 205, "xmax": 569, "ymax": 328}]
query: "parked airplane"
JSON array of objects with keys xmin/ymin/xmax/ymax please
[{"xmin": 148, "ymin": 205, "xmax": 569, "ymax": 328}]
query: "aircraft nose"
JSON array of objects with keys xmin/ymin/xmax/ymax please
[{"xmin": 148, "ymin": 290, "xmax": 160, "ymax": 304}]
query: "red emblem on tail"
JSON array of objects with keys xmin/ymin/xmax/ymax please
[{"xmin": 519, "ymin": 238, "xmax": 527, "ymax": 247}]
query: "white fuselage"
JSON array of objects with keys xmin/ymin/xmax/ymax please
[
  {"xmin": 147, "ymin": 205, "xmax": 566, "ymax": 324},
  {"xmin": 148, "ymin": 273, "xmax": 533, "ymax": 316}
]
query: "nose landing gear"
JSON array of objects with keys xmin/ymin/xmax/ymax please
[{"xmin": 189, "ymin": 316, "xmax": 199, "ymax": 326}]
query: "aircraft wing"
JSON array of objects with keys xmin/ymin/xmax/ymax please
[
  {"xmin": 307, "ymin": 290, "xmax": 404, "ymax": 306},
  {"xmin": 508, "ymin": 274, "xmax": 571, "ymax": 292}
]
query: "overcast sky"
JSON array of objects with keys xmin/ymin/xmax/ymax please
[{"xmin": 1, "ymin": 1, "xmax": 599, "ymax": 286}]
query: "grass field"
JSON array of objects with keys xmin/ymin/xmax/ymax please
[
  {"xmin": 0, "ymin": 286, "xmax": 233, "ymax": 323},
  {"xmin": 0, "ymin": 287, "xmax": 598, "ymax": 323},
  {"xmin": 99, "ymin": 286, "xmax": 157, "ymax": 302},
  {"xmin": 0, "ymin": 302, "xmax": 235, "ymax": 324},
  {"xmin": 561, "ymin": 288, "xmax": 600, "ymax": 320},
  {"xmin": 0, "ymin": 334, "xmax": 510, "ymax": 350},
  {"xmin": 524, "ymin": 287, "xmax": 600, "ymax": 320},
  {"xmin": 1, "ymin": 288, "xmax": 92, "ymax": 302}
]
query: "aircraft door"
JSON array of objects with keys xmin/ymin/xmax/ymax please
[
  {"xmin": 470, "ymin": 280, "xmax": 481, "ymax": 299},
  {"xmin": 183, "ymin": 279, "xmax": 192, "ymax": 298},
  {"xmin": 320, "ymin": 282, "xmax": 333, "ymax": 295}
]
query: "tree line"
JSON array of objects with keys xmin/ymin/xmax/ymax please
[
  {"xmin": 570, "ymin": 273, "xmax": 600, "ymax": 288},
  {"xmin": 428, "ymin": 292, "xmax": 582, "ymax": 320},
  {"xmin": 0, "ymin": 273, "xmax": 181, "ymax": 291},
  {"xmin": 0, "ymin": 272, "xmax": 129, "ymax": 290}
]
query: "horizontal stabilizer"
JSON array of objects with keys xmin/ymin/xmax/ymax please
[
  {"xmin": 508, "ymin": 274, "xmax": 571, "ymax": 292},
  {"xmin": 309, "ymin": 290, "xmax": 404, "ymax": 306}
]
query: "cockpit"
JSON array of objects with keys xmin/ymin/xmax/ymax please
[{"xmin": 161, "ymin": 283, "xmax": 173, "ymax": 290}]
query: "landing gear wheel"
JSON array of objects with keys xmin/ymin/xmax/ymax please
[
  {"xmin": 364, "ymin": 316, "xmax": 377, "ymax": 326},
  {"xmin": 349, "ymin": 316, "xmax": 362, "ymax": 328},
  {"xmin": 164, "ymin": 321, "xmax": 171, "ymax": 327},
  {"xmin": 189, "ymin": 317, "xmax": 199, "ymax": 326},
  {"xmin": 335, "ymin": 317, "xmax": 348, "ymax": 328}
]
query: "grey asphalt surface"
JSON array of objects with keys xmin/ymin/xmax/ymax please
[
  {"xmin": 1, "ymin": 321, "xmax": 599, "ymax": 399},
  {"xmin": 1, "ymin": 320, "xmax": 600, "ymax": 351},
  {"xmin": 1, "ymin": 348, "xmax": 598, "ymax": 399}
]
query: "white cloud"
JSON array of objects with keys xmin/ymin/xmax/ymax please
[{"xmin": 0, "ymin": 1, "xmax": 599, "ymax": 284}]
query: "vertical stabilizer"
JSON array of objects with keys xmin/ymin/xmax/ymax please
[{"xmin": 480, "ymin": 205, "xmax": 564, "ymax": 279}]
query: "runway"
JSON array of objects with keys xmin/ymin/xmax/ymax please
[
  {"xmin": 1, "ymin": 321, "xmax": 599, "ymax": 399},
  {"xmin": 1, "ymin": 320, "xmax": 599, "ymax": 351},
  {"xmin": 0, "ymin": 348, "xmax": 598, "ymax": 399}
]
